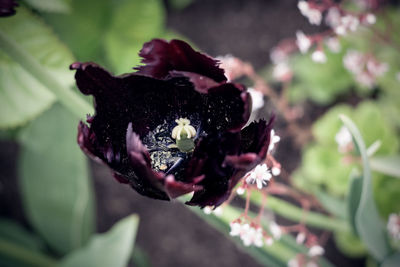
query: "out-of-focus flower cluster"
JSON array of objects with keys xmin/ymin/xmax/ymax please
[
  {"xmin": 387, "ymin": 213, "xmax": 400, "ymax": 241},
  {"xmin": 229, "ymin": 220, "xmax": 282, "ymax": 247},
  {"xmin": 270, "ymin": 0, "xmax": 384, "ymax": 84},
  {"xmin": 343, "ymin": 50, "xmax": 388, "ymax": 88}
]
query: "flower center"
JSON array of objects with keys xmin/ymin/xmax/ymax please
[{"xmin": 171, "ymin": 118, "xmax": 196, "ymax": 153}]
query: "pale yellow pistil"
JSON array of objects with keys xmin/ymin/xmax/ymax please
[{"xmin": 171, "ymin": 118, "xmax": 196, "ymax": 152}]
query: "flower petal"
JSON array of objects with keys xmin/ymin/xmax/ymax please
[
  {"xmin": 0, "ymin": 0, "xmax": 18, "ymax": 17},
  {"xmin": 202, "ymin": 83, "xmax": 251, "ymax": 133},
  {"xmin": 135, "ymin": 39, "xmax": 227, "ymax": 82},
  {"xmin": 185, "ymin": 132, "xmax": 241, "ymax": 207},
  {"xmin": 163, "ymin": 175, "xmax": 203, "ymax": 199}
]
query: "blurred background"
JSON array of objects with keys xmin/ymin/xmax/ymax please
[{"xmin": 1, "ymin": 0, "xmax": 400, "ymax": 266}]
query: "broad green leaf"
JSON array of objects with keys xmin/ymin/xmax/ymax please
[
  {"xmin": 0, "ymin": 218, "xmax": 53, "ymax": 267},
  {"xmin": 340, "ymin": 115, "xmax": 392, "ymax": 261},
  {"xmin": 381, "ymin": 252, "xmax": 400, "ymax": 267},
  {"xmin": 290, "ymin": 44, "xmax": 353, "ymax": 104},
  {"xmin": 353, "ymin": 102, "xmax": 398, "ymax": 156},
  {"xmin": 42, "ymin": 0, "xmax": 111, "ymax": 62},
  {"xmin": 24, "ymin": 0, "xmax": 71, "ymax": 13},
  {"xmin": 312, "ymin": 104, "xmax": 352, "ymax": 146},
  {"xmin": 60, "ymin": 215, "xmax": 139, "ymax": 267},
  {"xmin": 373, "ymin": 174, "xmax": 400, "ymax": 218},
  {"xmin": 302, "ymin": 145, "xmax": 352, "ymax": 196},
  {"xmin": 0, "ymin": 237, "xmax": 57, "ymax": 267},
  {"xmin": 0, "ymin": 218, "xmax": 45, "ymax": 252},
  {"xmin": 370, "ymin": 156, "xmax": 400, "ymax": 178},
  {"xmin": 18, "ymin": 104, "xmax": 95, "ymax": 255},
  {"xmin": 0, "ymin": 7, "xmax": 75, "ymax": 129},
  {"xmin": 104, "ymin": 0, "xmax": 165, "ymax": 74}
]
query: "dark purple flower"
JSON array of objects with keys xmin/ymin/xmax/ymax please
[
  {"xmin": 71, "ymin": 39, "xmax": 273, "ymax": 207},
  {"xmin": 0, "ymin": 0, "xmax": 18, "ymax": 17}
]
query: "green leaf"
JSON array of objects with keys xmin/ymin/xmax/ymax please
[
  {"xmin": 0, "ymin": 218, "xmax": 54, "ymax": 267},
  {"xmin": 340, "ymin": 115, "xmax": 392, "ymax": 261},
  {"xmin": 42, "ymin": 0, "xmax": 111, "ymax": 62},
  {"xmin": 370, "ymin": 156, "xmax": 400, "ymax": 178},
  {"xmin": 248, "ymin": 190, "xmax": 349, "ymax": 232},
  {"xmin": 169, "ymin": 0, "xmax": 194, "ymax": 10},
  {"xmin": 314, "ymin": 190, "xmax": 347, "ymax": 219},
  {"xmin": 347, "ymin": 169, "xmax": 363, "ymax": 235},
  {"xmin": 18, "ymin": 104, "xmax": 95, "ymax": 255},
  {"xmin": 24, "ymin": 0, "xmax": 71, "ymax": 13},
  {"xmin": 333, "ymin": 231, "xmax": 366, "ymax": 257},
  {"xmin": 0, "ymin": 218, "xmax": 45, "ymax": 252},
  {"xmin": 60, "ymin": 215, "xmax": 139, "ymax": 267},
  {"xmin": 0, "ymin": 237, "xmax": 57, "ymax": 267},
  {"xmin": 381, "ymin": 252, "xmax": 400, "ymax": 267},
  {"xmin": 290, "ymin": 45, "xmax": 353, "ymax": 104},
  {"xmin": 0, "ymin": 7, "xmax": 76, "ymax": 129},
  {"xmin": 103, "ymin": 0, "xmax": 165, "ymax": 74}
]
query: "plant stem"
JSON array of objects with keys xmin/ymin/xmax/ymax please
[
  {"xmin": 247, "ymin": 191, "xmax": 349, "ymax": 233},
  {"xmin": 0, "ymin": 238, "xmax": 57, "ymax": 267},
  {"xmin": 0, "ymin": 30, "xmax": 93, "ymax": 119}
]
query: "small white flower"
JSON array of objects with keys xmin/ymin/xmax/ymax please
[
  {"xmin": 268, "ymin": 129, "xmax": 281, "ymax": 152},
  {"xmin": 365, "ymin": 13, "xmax": 376, "ymax": 25},
  {"xmin": 297, "ymin": 1, "xmax": 309, "ymax": 14},
  {"xmin": 204, "ymin": 206, "xmax": 223, "ymax": 216},
  {"xmin": 335, "ymin": 126, "xmax": 353, "ymax": 153},
  {"xmin": 307, "ymin": 9, "xmax": 322, "ymax": 25},
  {"xmin": 213, "ymin": 207, "xmax": 223, "ymax": 216},
  {"xmin": 203, "ymin": 206, "xmax": 212, "ymax": 214},
  {"xmin": 325, "ymin": 7, "xmax": 341, "ymax": 28},
  {"xmin": 325, "ymin": 37, "xmax": 341, "ymax": 53},
  {"xmin": 288, "ymin": 258, "xmax": 301, "ymax": 267},
  {"xmin": 239, "ymin": 224, "xmax": 264, "ymax": 247},
  {"xmin": 308, "ymin": 245, "xmax": 325, "ymax": 257},
  {"xmin": 248, "ymin": 88, "xmax": 264, "ymax": 112},
  {"xmin": 306, "ymin": 262, "xmax": 319, "ymax": 267},
  {"xmin": 269, "ymin": 221, "xmax": 282, "ymax": 240},
  {"xmin": 296, "ymin": 31, "xmax": 312, "ymax": 54},
  {"xmin": 298, "ymin": 1, "xmax": 322, "ymax": 25},
  {"xmin": 265, "ymin": 237, "xmax": 274, "ymax": 246},
  {"xmin": 270, "ymin": 47, "xmax": 289, "ymax": 64},
  {"xmin": 296, "ymin": 232, "xmax": 306, "ymax": 244},
  {"xmin": 236, "ymin": 186, "xmax": 245, "ymax": 195},
  {"xmin": 246, "ymin": 164, "xmax": 272, "ymax": 189},
  {"xmin": 387, "ymin": 213, "xmax": 400, "ymax": 241},
  {"xmin": 343, "ymin": 50, "xmax": 364, "ymax": 74},
  {"xmin": 311, "ymin": 50, "xmax": 327, "ymax": 63},
  {"xmin": 336, "ymin": 15, "xmax": 359, "ymax": 35},
  {"xmin": 356, "ymin": 72, "xmax": 375, "ymax": 88},
  {"xmin": 229, "ymin": 222, "xmax": 243, "ymax": 236},
  {"xmin": 272, "ymin": 166, "xmax": 281, "ymax": 176},
  {"xmin": 366, "ymin": 60, "xmax": 388, "ymax": 77},
  {"xmin": 273, "ymin": 62, "xmax": 292, "ymax": 82}
]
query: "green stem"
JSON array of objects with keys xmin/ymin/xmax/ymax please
[
  {"xmin": 0, "ymin": 29, "xmax": 93, "ymax": 119},
  {"xmin": 247, "ymin": 191, "xmax": 349, "ymax": 232},
  {"xmin": 0, "ymin": 238, "xmax": 57, "ymax": 267}
]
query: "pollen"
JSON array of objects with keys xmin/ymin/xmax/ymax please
[{"xmin": 171, "ymin": 118, "xmax": 197, "ymax": 140}]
